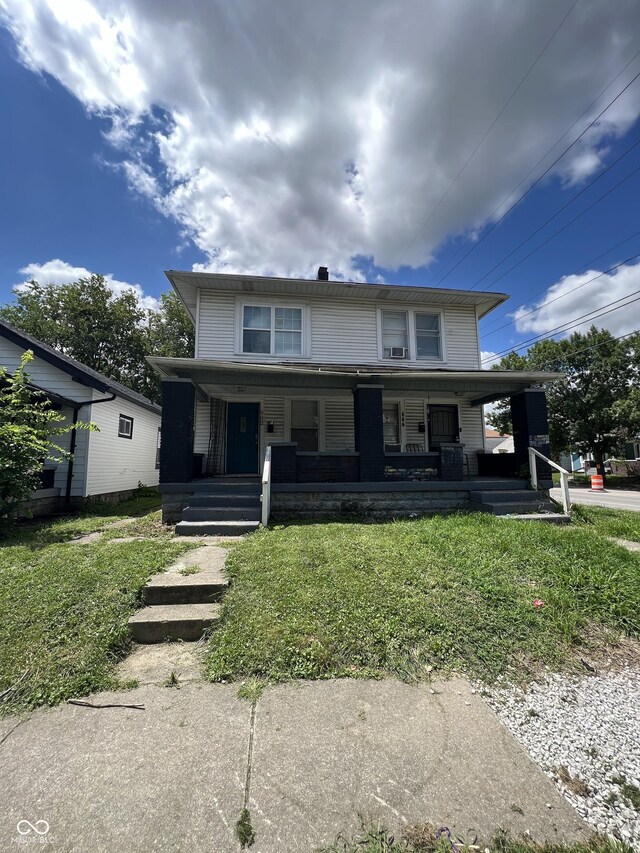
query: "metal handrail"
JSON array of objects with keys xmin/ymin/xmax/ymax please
[
  {"xmin": 528, "ymin": 446, "xmax": 571, "ymax": 514},
  {"xmin": 260, "ymin": 445, "xmax": 272, "ymax": 527}
]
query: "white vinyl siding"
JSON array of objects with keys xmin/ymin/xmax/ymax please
[
  {"xmin": 459, "ymin": 400, "xmax": 483, "ymax": 476},
  {"xmin": 403, "ymin": 399, "xmax": 427, "ymax": 449},
  {"xmin": 193, "ymin": 400, "xmax": 211, "ymax": 455},
  {"xmin": 84, "ymin": 394, "xmax": 160, "ymax": 495},
  {"xmin": 324, "ymin": 399, "xmax": 355, "ymax": 452},
  {"xmin": 196, "ymin": 292, "xmax": 481, "ymax": 369}
]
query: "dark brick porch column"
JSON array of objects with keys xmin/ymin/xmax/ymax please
[
  {"xmin": 353, "ymin": 384, "xmax": 384, "ymax": 482},
  {"xmin": 510, "ymin": 389, "xmax": 552, "ymax": 484},
  {"xmin": 160, "ymin": 379, "xmax": 195, "ymax": 484}
]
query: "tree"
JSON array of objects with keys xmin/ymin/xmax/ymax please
[
  {"xmin": 0, "ymin": 351, "xmax": 92, "ymax": 522},
  {"xmin": 487, "ymin": 327, "xmax": 640, "ymax": 475},
  {"xmin": 0, "ymin": 277, "xmax": 195, "ymax": 404}
]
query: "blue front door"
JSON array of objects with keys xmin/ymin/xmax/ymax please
[{"xmin": 226, "ymin": 402, "xmax": 260, "ymax": 474}]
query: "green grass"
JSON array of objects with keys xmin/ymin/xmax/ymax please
[
  {"xmin": 317, "ymin": 823, "xmax": 633, "ymax": 853},
  {"xmin": 569, "ymin": 474, "xmax": 640, "ymax": 490},
  {"xmin": 0, "ymin": 501, "xmax": 190, "ymax": 716},
  {"xmin": 572, "ymin": 505, "xmax": 640, "ymax": 542},
  {"xmin": 205, "ymin": 513, "xmax": 640, "ymax": 684}
]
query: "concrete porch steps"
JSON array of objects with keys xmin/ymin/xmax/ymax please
[
  {"xmin": 175, "ymin": 519, "xmax": 260, "ymax": 536},
  {"xmin": 181, "ymin": 506, "xmax": 261, "ymax": 522},
  {"xmin": 469, "ymin": 486, "xmax": 565, "ymax": 520},
  {"xmin": 142, "ymin": 571, "xmax": 229, "ymax": 605}
]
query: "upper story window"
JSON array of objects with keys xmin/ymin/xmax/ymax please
[
  {"xmin": 415, "ymin": 312, "xmax": 441, "ymax": 359},
  {"xmin": 381, "ymin": 311, "xmax": 409, "ymax": 358},
  {"xmin": 380, "ymin": 308, "xmax": 443, "ymax": 361},
  {"xmin": 242, "ymin": 305, "xmax": 302, "ymax": 355}
]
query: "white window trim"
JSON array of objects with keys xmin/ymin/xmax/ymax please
[
  {"xmin": 377, "ymin": 306, "xmax": 446, "ymax": 364},
  {"xmin": 235, "ymin": 297, "xmax": 311, "ymax": 359}
]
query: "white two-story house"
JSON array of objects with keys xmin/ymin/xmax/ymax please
[{"xmin": 149, "ymin": 268, "xmax": 559, "ymax": 531}]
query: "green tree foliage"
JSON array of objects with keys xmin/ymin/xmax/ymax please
[
  {"xmin": 488, "ymin": 327, "xmax": 640, "ymax": 471},
  {"xmin": 0, "ymin": 351, "xmax": 92, "ymax": 521},
  {"xmin": 0, "ymin": 277, "xmax": 195, "ymax": 404}
]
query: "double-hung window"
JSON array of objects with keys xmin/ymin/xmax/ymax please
[
  {"xmin": 242, "ymin": 305, "xmax": 302, "ymax": 355},
  {"xmin": 415, "ymin": 312, "xmax": 441, "ymax": 359},
  {"xmin": 381, "ymin": 311, "xmax": 409, "ymax": 358},
  {"xmin": 118, "ymin": 414, "xmax": 133, "ymax": 439}
]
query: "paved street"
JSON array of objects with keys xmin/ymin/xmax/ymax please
[{"xmin": 551, "ymin": 487, "xmax": 640, "ymax": 512}]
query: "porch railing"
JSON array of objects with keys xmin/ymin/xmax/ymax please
[
  {"xmin": 261, "ymin": 445, "xmax": 272, "ymax": 527},
  {"xmin": 528, "ymin": 447, "xmax": 571, "ymax": 514}
]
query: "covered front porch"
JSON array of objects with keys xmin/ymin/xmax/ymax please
[{"xmin": 151, "ymin": 358, "xmax": 557, "ymax": 505}]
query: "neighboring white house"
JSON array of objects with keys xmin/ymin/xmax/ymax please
[
  {"xmin": 0, "ymin": 319, "xmax": 161, "ymax": 514},
  {"xmin": 149, "ymin": 268, "xmax": 561, "ymax": 526}
]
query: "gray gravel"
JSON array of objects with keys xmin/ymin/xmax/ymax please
[{"xmin": 482, "ymin": 668, "xmax": 640, "ymax": 847}]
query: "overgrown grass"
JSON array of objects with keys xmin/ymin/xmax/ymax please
[
  {"xmin": 572, "ymin": 505, "xmax": 640, "ymax": 542},
  {"xmin": 317, "ymin": 823, "xmax": 633, "ymax": 853},
  {"xmin": 205, "ymin": 513, "xmax": 640, "ymax": 684},
  {"xmin": 0, "ymin": 499, "xmax": 189, "ymax": 716}
]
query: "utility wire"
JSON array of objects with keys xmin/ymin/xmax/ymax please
[
  {"xmin": 482, "ymin": 288, "xmax": 640, "ymax": 362},
  {"xmin": 482, "ymin": 251, "xmax": 640, "ymax": 339},
  {"xmin": 481, "ymin": 228, "xmax": 640, "ymax": 331},
  {"xmin": 395, "ymin": 0, "xmax": 578, "ymax": 268},
  {"xmin": 433, "ymin": 59, "xmax": 640, "ymax": 287},
  {"xmin": 473, "ymin": 161, "xmax": 640, "ymax": 291},
  {"xmin": 468, "ymin": 134, "xmax": 640, "ymax": 289},
  {"xmin": 489, "ymin": 327, "xmax": 640, "ymax": 371}
]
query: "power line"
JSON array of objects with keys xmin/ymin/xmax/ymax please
[
  {"xmin": 467, "ymin": 134, "xmax": 640, "ymax": 290},
  {"xmin": 487, "ymin": 327, "xmax": 640, "ymax": 372},
  {"xmin": 482, "ymin": 288, "xmax": 640, "ymax": 363},
  {"xmin": 482, "ymin": 251, "xmax": 640, "ymax": 339},
  {"xmin": 394, "ymin": 0, "xmax": 578, "ymax": 268},
  {"xmin": 473, "ymin": 160, "xmax": 640, "ymax": 291},
  {"xmin": 432, "ymin": 58, "xmax": 640, "ymax": 287},
  {"xmin": 481, "ymin": 228, "xmax": 640, "ymax": 331}
]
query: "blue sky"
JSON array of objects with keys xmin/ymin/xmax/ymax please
[{"xmin": 1, "ymin": 1, "xmax": 640, "ymax": 364}]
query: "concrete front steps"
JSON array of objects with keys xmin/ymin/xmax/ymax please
[
  {"xmin": 470, "ymin": 487, "xmax": 570, "ymax": 523},
  {"xmin": 175, "ymin": 481, "xmax": 262, "ymax": 536},
  {"xmin": 128, "ymin": 545, "xmax": 229, "ymax": 643}
]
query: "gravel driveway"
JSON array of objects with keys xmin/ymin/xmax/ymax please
[{"xmin": 484, "ymin": 667, "xmax": 640, "ymax": 846}]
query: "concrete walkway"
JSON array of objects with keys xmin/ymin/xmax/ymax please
[{"xmin": 0, "ymin": 678, "xmax": 588, "ymax": 853}]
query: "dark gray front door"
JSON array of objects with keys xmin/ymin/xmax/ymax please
[
  {"xmin": 428, "ymin": 405, "xmax": 459, "ymax": 448},
  {"xmin": 226, "ymin": 402, "xmax": 259, "ymax": 474}
]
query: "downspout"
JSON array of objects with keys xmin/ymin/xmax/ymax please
[{"xmin": 65, "ymin": 393, "xmax": 116, "ymax": 503}]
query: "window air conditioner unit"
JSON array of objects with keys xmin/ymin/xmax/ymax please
[{"xmin": 389, "ymin": 347, "xmax": 407, "ymax": 358}]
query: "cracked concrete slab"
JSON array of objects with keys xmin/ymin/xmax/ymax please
[
  {"xmin": 249, "ymin": 679, "xmax": 589, "ymax": 852},
  {"xmin": 115, "ymin": 642, "xmax": 207, "ymax": 685},
  {"xmin": 0, "ymin": 684, "xmax": 249, "ymax": 853},
  {"xmin": 163, "ymin": 544, "xmax": 229, "ymax": 576}
]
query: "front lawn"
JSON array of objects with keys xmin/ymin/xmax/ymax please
[
  {"xmin": 573, "ymin": 505, "xmax": 640, "ymax": 542},
  {"xmin": 0, "ymin": 503, "xmax": 188, "ymax": 716},
  {"xmin": 205, "ymin": 513, "xmax": 640, "ymax": 684}
]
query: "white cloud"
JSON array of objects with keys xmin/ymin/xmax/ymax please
[
  {"xmin": 511, "ymin": 261, "xmax": 640, "ymax": 338},
  {"xmin": 16, "ymin": 259, "xmax": 160, "ymax": 311},
  {"xmin": 2, "ymin": 1, "xmax": 640, "ymax": 279},
  {"xmin": 480, "ymin": 350, "xmax": 498, "ymax": 369}
]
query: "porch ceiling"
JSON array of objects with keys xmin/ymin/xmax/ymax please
[{"xmin": 148, "ymin": 356, "xmax": 561, "ymax": 401}]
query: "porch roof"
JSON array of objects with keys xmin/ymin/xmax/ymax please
[{"xmin": 148, "ymin": 356, "xmax": 561, "ymax": 405}]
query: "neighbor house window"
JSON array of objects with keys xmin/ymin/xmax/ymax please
[
  {"xmin": 415, "ymin": 312, "xmax": 442, "ymax": 359},
  {"xmin": 242, "ymin": 305, "xmax": 302, "ymax": 355},
  {"xmin": 155, "ymin": 427, "xmax": 161, "ymax": 468},
  {"xmin": 118, "ymin": 414, "xmax": 134, "ymax": 439},
  {"xmin": 381, "ymin": 311, "xmax": 408, "ymax": 358},
  {"xmin": 290, "ymin": 400, "xmax": 318, "ymax": 451}
]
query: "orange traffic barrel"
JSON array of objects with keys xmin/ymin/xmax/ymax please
[{"xmin": 590, "ymin": 474, "xmax": 605, "ymax": 491}]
